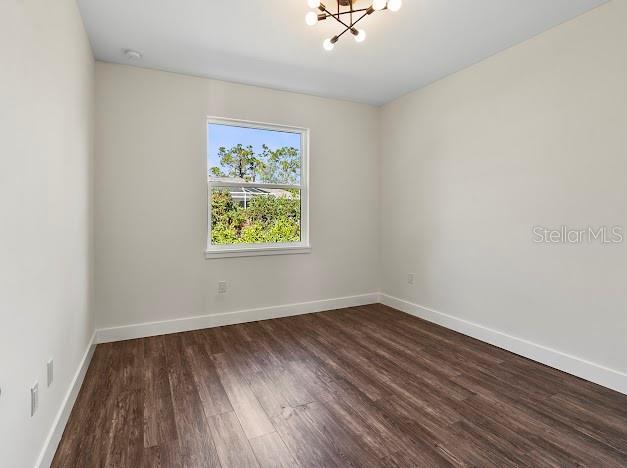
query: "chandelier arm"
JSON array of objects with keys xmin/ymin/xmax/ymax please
[
  {"xmin": 335, "ymin": 25, "xmax": 353, "ymax": 40},
  {"xmin": 348, "ymin": 11, "xmax": 369, "ymax": 29},
  {"xmin": 321, "ymin": 6, "xmax": 351, "ymax": 28},
  {"xmin": 335, "ymin": 10, "xmax": 364, "ymax": 40},
  {"xmin": 350, "ymin": 0, "xmax": 353, "ymax": 26},
  {"xmin": 322, "ymin": 8, "xmax": 371, "ymax": 18},
  {"xmin": 321, "ymin": 8, "xmax": 371, "ymax": 29}
]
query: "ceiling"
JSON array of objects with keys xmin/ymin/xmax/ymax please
[{"xmin": 78, "ymin": 0, "xmax": 607, "ymax": 105}]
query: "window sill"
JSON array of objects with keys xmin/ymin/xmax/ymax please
[{"xmin": 205, "ymin": 245, "xmax": 311, "ymax": 259}]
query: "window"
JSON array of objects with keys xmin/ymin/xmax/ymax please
[{"xmin": 205, "ymin": 117, "xmax": 310, "ymax": 258}]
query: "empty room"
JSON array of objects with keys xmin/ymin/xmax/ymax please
[{"xmin": 2, "ymin": 0, "xmax": 627, "ymax": 466}]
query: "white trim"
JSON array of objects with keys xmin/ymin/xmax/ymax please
[
  {"xmin": 206, "ymin": 116, "xmax": 310, "ymax": 258},
  {"xmin": 96, "ymin": 293, "xmax": 379, "ymax": 344},
  {"xmin": 207, "ymin": 181, "xmax": 304, "ymax": 190},
  {"xmin": 205, "ymin": 245, "xmax": 311, "ymax": 259},
  {"xmin": 207, "ymin": 116, "xmax": 308, "ymax": 135},
  {"xmin": 380, "ymin": 294, "xmax": 627, "ymax": 395},
  {"xmin": 35, "ymin": 331, "xmax": 97, "ymax": 468}
]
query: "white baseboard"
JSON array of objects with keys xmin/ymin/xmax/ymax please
[
  {"xmin": 380, "ymin": 294, "xmax": 627, "ymax": 395},
  {"xmin": 96, "ymin": 293, "xmax": 379, "ymax": 344},
  {"xmin": 96, "ymin": 291, "xmax": 626, "ymax": 395},
  {"xmin": 36, "ymin": 331, "xmax": 97, "ymax": 468}
]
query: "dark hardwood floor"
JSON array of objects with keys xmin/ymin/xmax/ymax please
[{"xmin": 52, "ymin": 304, "xmax": 627, "ymax": 467}]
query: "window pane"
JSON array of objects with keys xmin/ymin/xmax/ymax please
[
  {"xmin": 208, "ymin": 123, "xmax": 301, "ymax": 185},
  {"xmin": 210, "ymin": 186, "xmax": 301, "ymax": 245}
]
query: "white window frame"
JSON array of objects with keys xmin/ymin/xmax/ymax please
[{"xmin": 205, "ymin": 116, "xmax": 310, "ymax": 259}]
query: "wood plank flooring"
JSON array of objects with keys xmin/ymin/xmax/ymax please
[{"xmin": 52, "ymin": 304, "xmax": 627, "ymax": 467}]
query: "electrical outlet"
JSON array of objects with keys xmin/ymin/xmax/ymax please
[
  {"xmin": 30, "ymin": 382, "xmax": 39, "ymax": 417},
  {"xmin": 218, "ymin": 281, "xmax": 227, "ymax": 294},
  {"xmin": 47, "ymin": 359, "xmax": 54, "ymax": 387},
  {"xmin": 407, "ymin": 273, "xmax": 415, "ymax": 285}
]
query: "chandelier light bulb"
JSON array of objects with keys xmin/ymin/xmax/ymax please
[
  {"xmin": 307, "ymin": 0, "xmax": 321, "ymax": 8},
  {"xmin": 387, "ymin": 0, "xmax": 402, "ymax": 12},
  {"xmin": 305, "ymin": 11, "xmax": 319, "ymax": 26},
  {"xmin": 354, "ymin": 29, "xmax": 367, "ymax": 43},
  {"xmin": 323, "ymin": 38, "xmax": 335, "ymax": 51},
  {"xmin": 372, "ymin": 0, "xmax": 387, "ymax": 11}
]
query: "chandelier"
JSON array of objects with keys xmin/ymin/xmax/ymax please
[{"xmin": 305, "ymin": 0, "xmax": 402, "ymax": 50}]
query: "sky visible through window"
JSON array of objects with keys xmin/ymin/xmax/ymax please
[{"xmin": 207, "ymin": 123, "xmax": 301, "ymax": 174}]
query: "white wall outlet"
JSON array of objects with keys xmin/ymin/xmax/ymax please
[
  {"xmin": 218, "ymin": 281, "xmax": 227, "ymax": 294},
  {"xmin": 407, "ymin": 273, "xmax": 415, "ymax": 285},
  {"xmin": 47, "ymin": 359, "xmax": 54, "ymax": 387},
  {"xmin": 30, "ymin": 382, "xmax": 39, "ymax": 417}
]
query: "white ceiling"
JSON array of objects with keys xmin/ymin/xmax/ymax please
[{"xmin": 78, "ymin": 0, "xmax": 607, "ymax": 105}]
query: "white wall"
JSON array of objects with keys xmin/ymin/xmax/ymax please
[
  {"xmin": 380, "ymin": 0, "xmax": 626, "ymax": 378},
  {"xmin": 0, "ymin": 0, "xmax": 95, "ymax": 467},
  {"xmin": 94, "ymin": 63, "xmax": 379, "ymax": 330}
]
